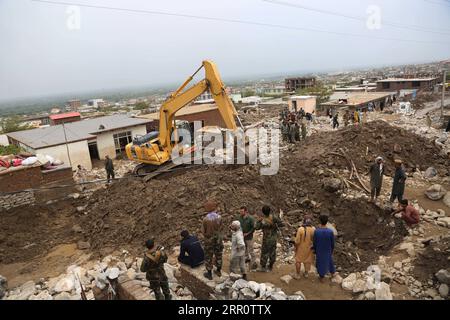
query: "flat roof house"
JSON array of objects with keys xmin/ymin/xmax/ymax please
[
  {"xmin": 376, "ymin": 77, "xmax": 439, "ymax": 92},
  {"xmin": 320, "ymin": 92, "xmax": 393, "ymax": 112},
  {"xmin": 7, "ymin": 115, "xmax": 151, "ymax": 170}
]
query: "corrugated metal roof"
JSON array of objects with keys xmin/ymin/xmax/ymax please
[
  {"xmin": 7, "ymin": 115, "xmax": 151, "ymax": 149},
  {"xmin": 49, "ymin": 112, "xmax": 81, "ymax": 120}
]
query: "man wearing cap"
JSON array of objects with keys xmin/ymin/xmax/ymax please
[
  {"xmin": 201, "ymin": 200, "xmax": 224, "ymax": 280},
  {"xmin": 178, "ymin": 230, "xmax": 205, "ymax": 268},
  {"xmin": 368, "ymin": 156, "xmax": 385, "ymax": 203},
  {"xmin": 390, "ymin": 159, "xmax": 407, "ymax": 203},
  {"xmin": 230, "ymin": 220, "xmax": 247, "ymax": 280},
  {"xmin": 140, "ymin": 239, "xmax": 171, "ymax": 300}
]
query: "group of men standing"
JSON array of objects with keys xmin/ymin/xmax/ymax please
[
  {"xmin": 280, "ymin": 107, "xmax": 308, "ymax": 144},
  {"xmin": 368, "ymin": 156, "xmax": 420, "ymax": 226}
]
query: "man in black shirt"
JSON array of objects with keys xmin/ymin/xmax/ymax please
[{"xmin": 178, "ymin": 230, "xmax": 205, "ymax": 268}]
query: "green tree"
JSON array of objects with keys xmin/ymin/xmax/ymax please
[
  {"xmin": 0, "ymin": 117, "xmax": 32, "ymax": 134},
  {"xmin": 296, "ymin": 82, "xmax": 333, "ymax": 104},
  {"xmin": 134, "ymin": 101, "xmax": 149, "ymax": 110},
  {"xmin": 0, "ymin": 144, "xmax": 21, "ymax": 156}
]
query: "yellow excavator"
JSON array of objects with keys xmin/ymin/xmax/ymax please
[{"xmin": 125, "ymin": 60, "xmax": 244, "ymax": 175}]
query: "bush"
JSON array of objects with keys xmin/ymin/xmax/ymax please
[{"xmin": 0, "ymin": 144, "xmax": 21, "ymax": 156}]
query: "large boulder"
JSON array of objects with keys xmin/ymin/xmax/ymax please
[
  {"xmin": 424, "ymin": 184, "xmax": 447, "ymax": 201},
  {"xmin": 53, "ymin": 275, "xmax": 75, "ymax": 293},
  {"xmin": 322, "ymin": 178, "xmax": 342, "ymax": 193},
  {"xmin": 342, "ymin": 273, "xmax": 357, "ymax": 291}
]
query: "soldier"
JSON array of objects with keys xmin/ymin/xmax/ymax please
[
  {"xmin": 140, "ymin": 239, "xmax": 172, "ymax": 300},
  {"xmin": 255, "ymin": 205, "xmax": 283, "ymax": 272},
  {"xmin": 300, "ymin": 119, "xmax": 307, "ymax": 140},
  {"xmin": 281, "ymin": 120, "xmax": 289, "ymax": 142},
  {"xmin": 202, "ymin": 200, "xmax": 224, "ymax": 280}
]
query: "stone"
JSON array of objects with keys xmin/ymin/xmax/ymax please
[
  {"xmin": 435, "ymin": 269, "xmax": 450, "ymax": 284},
  {"xmin": 443, "ymin": 192, "xmax": 450, "ymax": 208},
  {"xmin": 15, "ymin": 281, "xmax": 36, "ymax": 300},
  {"xmin": 423, "ymin": 167, "xmax": 437, "ymax": 178},
  {"xmin": 394, "ymin": 261, "xmax": 403, "ymax": 270},
  {"xmin": 288, "ymin": 294, "xmax": 305, "ymax": 300},
  {"xmin": 438, "ymin": 284, "xmax": 449, "ymax": 298},
  {"xmin": 106, "ymin": 267, "xmax": 120, "ymax": 280},
  {"xmin": 425, "ymin": 288, "xmax": 439, "ymax": 299},
  {"xmin": 231, "ymin": 290, "xmax": 239, "ymax": 300},
  {"xmin": 342, "ymin": 273, "xmax": 357, "ymax": 291},
  {"xmin": 0, "ymin": 275, "xmax": 7, "ymax": 299},
  {"xmin": 53, "ymin": 292, "xmax": 80, "ymax": 300},
  {"xmin": 322, "ymin": 177, "xmax": 342, "ymax": 193},
  {"xmin": 126, "ymin": 269, "xmax": 136, "ymax": 280},
  {"xmin": 365, "ymin": 291, "xmax": 376, "ymax": 300},
  {"xmin": 270, "ymin": 292, "xmax": 287, "ymax": 300},
  {"xmin": 247, "ymin": 281, "xmax": 260, "ymax": 294},
  {"xmin": 72, "ymin": 225, "xmax": 83, "ymax": 233},
  {"xmin": 76, "ymin": 206, "xmax": 85, "ymax": 212},
  {"xmin": 240, "ymin": 287, "xmax": 257, "ymax": 299},
  {"xmin": 77, "ymin": 241, "xmax": 91, "ymax": 250},
  {"xmin": 375, "ymin": 282, "xmax": 392, "ymax": 300},
  {"xmin": 258, "ymin": 283, "xmax": 267, "ymax": 297},
  {"xmin": 29, "ymin": 290, "xmax": 53, "ymax": 300},
  {"xmin": 53, "ymin": 275, "xmax": 75, "ymax": 293},
  {"xmin": 352, "ymin": 279, "xmax": 367, "ymax": 293},
  {"xmin": 424, "ymin": 184, "xmax": 447, "ymax": 201},
  {"xmin": 293, "ymin": 290, "xmax": 306, "ymax": 300},
  {"xmin": 229, "ymin": 273, "xmax": 241, "ymax": 281},
  {"xmin": 124, "ymin": 257, "xmax": 134, "ymax": 269},
  {"xmin": 437, "ymin": 217, "xmax": 450, "ymax": 227},
  {"xmin": 232, "ymin": 279, "xmax": 249, "ymax": 290},
  {"xmin": 331, "ymin": 274, "xmax": 343, "ymax": 285},
  {"xmin": 116, "ymin": 262, "xmax": 127, "ymax": 271},
  {"xmin": 280, "ymin": 275, "xmax": 293, "ymax": 285},
  {"xmin": 398, "ymin": 242, "xmax": 415, "ymax": 257}
]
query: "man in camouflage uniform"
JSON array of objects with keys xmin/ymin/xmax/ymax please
[
  {"xmin": 201, "ymin": 200, "xmax": 224, "ymax": 280},
  {"xmin": 140, "ymin": 239, "xmax": 172, "ymax": 300},
  {"xmin": 255, "ymin": 205, "xmax": 283, "ymax": 272}
]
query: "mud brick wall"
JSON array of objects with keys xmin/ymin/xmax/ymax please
[
  {"xmin": 0, "ymin": 166, "xmax": 42, "ymax": 193},
  {"xmin": 0, "ymin": 191, "xmax": 35, "ymax": 211},
  {"xmin": 42, "ymin": 166, "xmax": 73, "ymax": 184}
]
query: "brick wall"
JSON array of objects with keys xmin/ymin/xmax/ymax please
[{"xmin": 0, "ymin": 166, "xmax": 42, "ymax": 193}]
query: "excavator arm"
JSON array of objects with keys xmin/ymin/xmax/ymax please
[{"xmin": 158, "ymin": 60, "xmax": 241, "ymax": 154}]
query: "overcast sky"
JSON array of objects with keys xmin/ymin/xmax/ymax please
[{"xmin": 1, "ymin": 0, "xmax": 449, "ymax": 102}]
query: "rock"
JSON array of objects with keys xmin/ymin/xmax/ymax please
[
  {"xmin": 15, "ymin": 281, "xmax": 36, "ymax": 300},
  {"xmin": 423, "ymin": 167, "xmax": 437, "ymax": 178},
  {"xmin": 425, "ymin": 288, "xmax": 439, "ymax": 299},
  {"xmin": 375, "ymin": 282, "xmax": 392, "ymax": 300},
  {"xmin": 352, "ymin": 279, "xmax": 367, "ymax": 293},
  {"xmin": 231, "ymin": 290, "xmax": 238, "ymax": 300},
  {"xmin": 72, "ymin": 225, "xmax": 83, "ymax": 233},
  {"xmin": 240, "ymin": 287, "xmax": 257, "ymax": 299},
  {"xmin": 126, "ymin": 269, "xmax": 136, "ymax": 280},
  {"xmin": 53, "ymin": 292, "xmax": 80, "ymax": 300},
  {"xmin": 258, "ymin": 283, "xmax": 267, "ymax": 297},
  {"xmin": 0, "ymin": 275, "xmax": 7, "ymax": 299},
  {"xmin": 398, "ymin": 242, "xmax": 415, "ymax": 257},
  {"xmin": 270, "ymin": 292, "xmax": 287, "ymax": 300},
  {"xmin": 424, "ymin": 184, "xmax": 447, "ymax": 201},
  {"xmin": 322, "ymin": 177, "xmax": 342, "ymax": 193},
  {"xmin": 437, "ymin": 217, "xmax": 450, "ymax": 227},
  {"xmin": 124, "ymin": 257, "xmax": 134, "ymax": 269},
  {"xmin": 288, "ymin": 294, "xmax": 305, "ymax": 300},
  {"xmin": 394, "ymin": 261, "xmax": 403, "ymax": 270},
  {"xmin": 116, "ymin": 262, "xmax": 127, "ymax": 271},
  {"xmin": 69, "ymin": 193, "xmax": 80, "ymax": 199},
  {"xmin": 280, "ymin": 275, "xmax": 293, "ymax": 285},
  {"xmin": 232, "ymin": 279, "xmax": 249, "ymax": 290},
  {"xmin": 77, "ymin": 241, "xmax": 91, "ymax": 250},
  {"xmin": 439, "ymin": 284, "xmax": 449, "ymax": 298},
  {"xmin": 342, "ymin": 273, "xmax": 357, "ymax": 291},
  {"xmin": 247, "ymin": 281, "xmax": 260, "ymax": 294},
  {"xmin": 53, "ymin": 275, "xmax": 75, "ymax": 293},
  {"xmin": 229, "ymin": 273, "xmax": 241, "ymax": 281},
  {"xmin": 365, "ymin": 291, "xmax": 376, "ymax": 300},
  {"xmin": 293, "ymin": 290, "xmax": 306, "ymax": 300},
  {"xmin": 76, "ymin": 206, "xmax": 85, "ymax": 213},
  {"xmin": 29, "ymin": 290, "xmax": 53, "ymax": 300},
  {"xmin": 443, "ymin": 192, "xmax": 450, "ymax": 208},
  {"xmin": 435, "ymin": 269, "xmax": 450, "ymax": 284},
  {"xmin": 106, "ymin": 267, "xmax": 120, "ymax": 280},
  {"xmin": 331, "ymin": 274, "xmax": 343, "ymax": 285}
]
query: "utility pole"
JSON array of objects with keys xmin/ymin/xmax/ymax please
[
  {"xmin": 442, "ymin": 70, "xmax": 447, "ymax": 118},
  {"xmin": 62, "ymin": 121, "xmax": 73, "ymax": 168}
]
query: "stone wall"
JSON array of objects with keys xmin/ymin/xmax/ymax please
[{"xmin": 0, "ymin": 191, "xmax": 35, "ymax": 211}]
